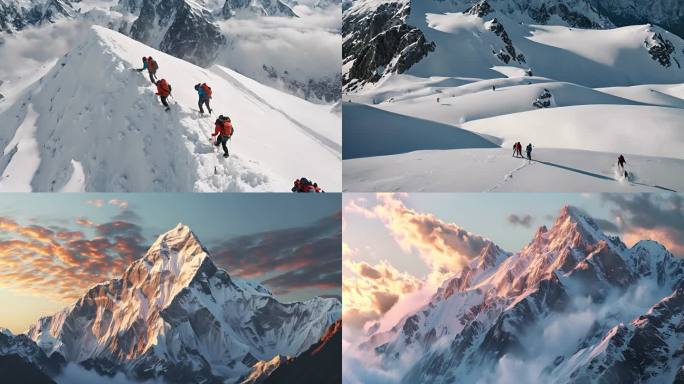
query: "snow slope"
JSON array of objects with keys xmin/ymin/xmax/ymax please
[
  {"xmin": 342, "ymin": 102, "xmax": 498, "ymax": 159},
  {"xmin": 0, "ymin": 25, "xmax": 341, "ymax": 192},
  {"xmin": 344, "ymin": 148, "xmax": 683, "ymax": 192},
  {"xmin": 342, "ymin": 0, "xmax": 684, "ymax": 192}
]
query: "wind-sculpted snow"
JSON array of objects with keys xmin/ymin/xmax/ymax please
[
  {"xmin": 342, "ymin": 102, "xmax": 497, "ymax": 159},
  {"xmin": 27, "ymin": 224, "xmax": 341, "ymax": 384},
  {"xmin": 347, "ymin": 206, "xmax": 684, "ymax": 383},
  {"xmin": 0, "ymin": 25, "xmax": 341, "ymax": 192}
]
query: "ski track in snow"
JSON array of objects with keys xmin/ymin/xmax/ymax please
[{"xmin": 486, "ymin": 157, "xmax": 530, "ymax": 191}]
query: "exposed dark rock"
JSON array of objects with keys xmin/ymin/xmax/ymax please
[
  {"xmin": 646, "ymin": 32, "xmax": 679, "ymax": 68},
  {"xmin": 0, "ymin": 0, "xmax": 75, "ymax": 33},
  {"xmin": 465, "ymin": 0, "xmax": 491, "ymax": 17},
  {"xmin": 342, "ymin": 2, "xmax": 434, "ymax": 90},
  {"xmin": 222, "ymin": 0, "xmax": 297, "ymax": 18},
  {"xmin": 489, "ymin": 18, "xmax": 525, "ymax": 64},
  {"xmin": 264, "ymin": 320, "xmax": 342, "ymax": 384},
  {"xmin": 533, "ymin": 88, "xmax": 553, "ymax": 108},
  {"xmin": 0, "ymin": 354, "xmax": 56, "ymax": 384}
]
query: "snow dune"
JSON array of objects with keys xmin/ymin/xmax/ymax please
[
  {"xmin": 342, "ymin": 102, "xmax": 497, "ymax": 159},
  {"xmin": 0, "ymin": 25, "xmax": 341, "ymax": 192},
  {"xmin": 343, "ymin": 6, "xmax": 684, "ymax": 192}
]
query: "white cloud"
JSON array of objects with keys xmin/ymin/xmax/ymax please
[{"xmin": 215, "ymin": 7, "xmax": 341, "ymax": 83}]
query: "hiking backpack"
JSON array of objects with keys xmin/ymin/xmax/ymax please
[
  {"xmin": 202, "ymin": 83, "xmax": 212, "ymax": 98},
  {"xmin": 224, "ymin": 120, "xmax": 234, "ymax": 137}
]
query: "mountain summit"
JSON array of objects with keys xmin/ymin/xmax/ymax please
[
  {"xmin": 354, "ymin": 206, "xmax": 684, "ymax": 383},
  {"xmin": 26, "ymin": 224, "xmax": 341, "ymax": 383}
]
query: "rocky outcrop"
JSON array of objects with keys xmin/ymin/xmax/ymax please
[
  {"xmin": 646, "ymin": 32, "xmax": 680, "ymax": 68},
  {"xmin": 532, "ymin": 3, "xmax": 603, "ymax": 28},
  {"xmin": 0, "ymin": 0, "xmax": 75, "ymax": 32},
  {"xmin": 465, "ymin": 0, "xmax": 491, "ymax": 17},
  {"xmin": 488, "ymin": 18, "xmax": 525, "ymax": 64},
  {"xmin": 262, "ymin": 65, "xmax": 341, "ymax": 103},
  {"xmin": 264, "ymin": 320, "xmax": 342, "ymax": 384},
  {"xmin": 124, "ymin": 0, "xmax": 225, "ymax": 67},
  {"xmin": 342, "ymin": 1, "xmax": 434, "ymax": 90},
  {"xmin": 533, "ymin": 88, "xmax": 553, "ymax": 108},
  {"xmin": 222, "ymin": 0, "xmax": 297, "ymax": 18},
  {"xmin": 0, "ymin": 331, "xmax": 65, "ymax": 380}
]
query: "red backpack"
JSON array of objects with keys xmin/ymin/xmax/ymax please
[
  {"xmin": 157, "ymin": 79, "xmax": 170, "ymax": 97},
  {"xmin": 148, "ymin": 57, "xmax": 158, "ymax": 71},
  {"xmin": 201, "ymin": 83, "xmax": 212, "ymax": 98},
  {"xmin": 223, "ymin": 120, "xmax": 234, "ymax": 136}
]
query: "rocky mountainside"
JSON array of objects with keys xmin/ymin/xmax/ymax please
[
  {"xmin": 343, "ymin": 0, "xmax": 684, "ymax": 91},
  {"xmin": 26, "ymin": 224, "xmax": 341, "ymax": 384},
  {"xmin": 354, "ymin": 206, "xmax": 684, "ymax": 383},
  {"xmin": 0, "ymin": 0, "xmax": 75, "ymax": 32},
  {"xmin": 264, "ymin": 319, "xmax": 342, "ymax": 383},
  {"xmin": 1, "ymin": 0, "xmax": 339, "ymax": 103},
  {"xmin": 0, "ymin": 328, "xmax": 65, "ymax": 381},
  {"xmin": 0, "ymin": 354, "xmax": 57, "ymax": 384}
]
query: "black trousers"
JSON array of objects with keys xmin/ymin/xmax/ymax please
[
  {"xmin": 160, "ymin": 96, "xmax": 169, "ymax": 108},
  {"xmin": 149, "ymin": 70, "xmax": 157, "ymax": 83},
  {"xmin": 215, "ymin": 135, "xmax": 229, "ymax": 155},
  {"xmin": 199, "ymin": 97, "xmax": 211, "ymax": 114}
]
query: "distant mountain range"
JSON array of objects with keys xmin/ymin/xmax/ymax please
[
  {"xmin": 343, "ymin": 0, "xmax": 684, "ymax": 91},
  {"xmin": 0, "ymin": 0, "xmax": 341, "ymax": 103}
]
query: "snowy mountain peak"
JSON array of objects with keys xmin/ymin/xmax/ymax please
[
  {"xmin": 0, "ymin": 327, "xmax": 13, "ymax": 337},
  {"xmin": 142, "ymin": 223, "xmax": 209, "ymax": 279},
  {"xmin": 357, "ymin": 208, "xmax": 684, "ymax": 383},
  {"xmin": 25, "ymin": 223, "xmax": 340, "ymax": 383},
  {"xmin": 531, "ymin": 206, "xmax": 607, "ymax": 253}
]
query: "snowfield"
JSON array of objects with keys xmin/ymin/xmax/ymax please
[
  {"xmin": 343, "ymin": 0, "xmax": 684, "ymax": 192},
  {"xmin": 344, "ymin": 148, "xmax": 683, "ymax": 192},
  {"xmin": 0, "ymin": 25, "xmax": 341, "ymax": 192}
]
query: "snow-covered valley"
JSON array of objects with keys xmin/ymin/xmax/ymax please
[{"xmin": 342, "ymin": 0, "xmax": 684, "ymax": 192}]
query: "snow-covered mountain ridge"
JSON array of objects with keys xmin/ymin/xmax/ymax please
[
  {"xmin": 0, "ymin": 25, "xmax": 341, "ymax": 192},
  {"xmin": 25, "ymin": 223, "xmax": 341, "ymax": 384},
  {"xmin": 343, "ymin": 0, "xmax": 684, "ymax": 90},
  {"xmin": 351, "ymin": 206, "xmax": 684, "ymax": 383},
  {"xmin": 1, "ymin": 0, "xmax": 340, "ymax": 103}
]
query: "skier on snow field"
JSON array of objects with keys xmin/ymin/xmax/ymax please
[
  {"xmin": 195, "ymin": 83, "xmax": 213, "ymax": 115},
  {"xmin": 618, "ymin": 155, "xmax": 626, "ymax": 169},
  {"xmin": 617, "ymin": 155, "xmax": 628, "ymax": 178},
  {"xmin": 526, "ymin": 143, "xmax": 533, "ymax": 161},
  {"xmin": 212, "ymin": 115, "xmax": 234, "ymax": 158},
  {"xmin": 156, "ymin": 79, "xmax": 172, "ymax": 111}
]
